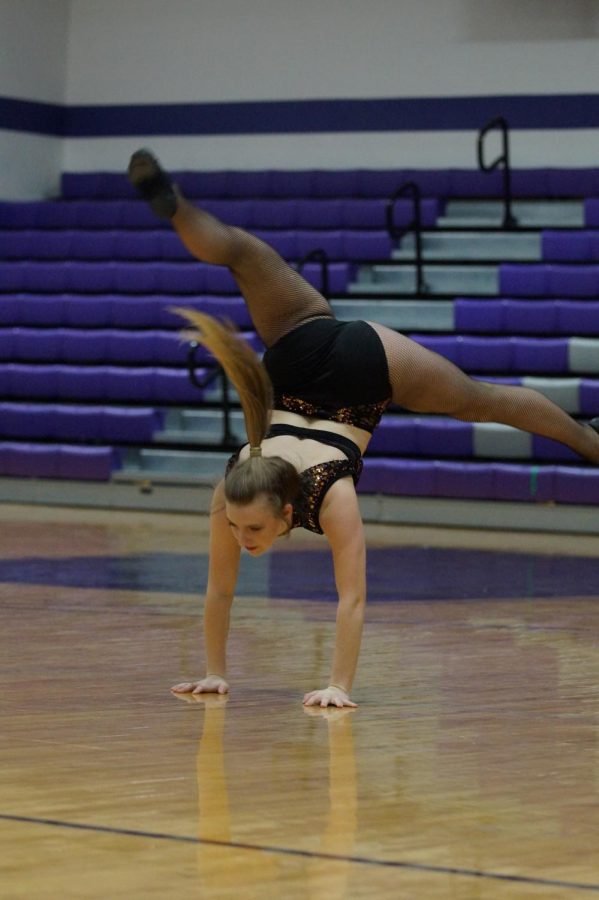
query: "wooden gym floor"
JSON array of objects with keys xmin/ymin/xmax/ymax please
[{"xmin": 1, "ymin": 503, "xmax": 599, "ymax": 899}]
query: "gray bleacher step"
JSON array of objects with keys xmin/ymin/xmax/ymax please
[
  {"xmin": 331, "ymin": 298, "xmax": 453, "ymax": 330},
  {"xmin": 157, "ymin": 408, "xmax": 246, "ymax": 445},
  {"xmin": 351, "ymin": 264, "xmax": 498, "ymax": 295},
  {"xmin": 114, "ymin": 447, "xmax": 230, "ymax": 484},
  {"xmin": 395, "ymin": 231, "xmax": 541, "ymax": 261},
  {"xmin": 440, "ymin": 200, "xmax": 584, "ymax": 228}
]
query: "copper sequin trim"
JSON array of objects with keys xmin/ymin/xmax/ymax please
[{"xmin": 276, "ymin": 394, "xmax": 389, "ymax": 433}]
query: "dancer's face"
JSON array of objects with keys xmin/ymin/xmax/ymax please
[{"xmin": 225, "ymin": 495, "xmax": 292, "ymax": 556}]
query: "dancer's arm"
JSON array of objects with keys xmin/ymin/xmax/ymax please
[
  {"xmin": 303, "ymin": 479, "xmax": 365, "ymax": 708},
  {"xmin": 171, "ymin": 480, "xmax": 241, "ymax": 694}
]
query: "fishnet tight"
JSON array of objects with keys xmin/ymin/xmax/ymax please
[{"xmin": 171, "ymin": 197, "xmax": 599, "ymax": 463}]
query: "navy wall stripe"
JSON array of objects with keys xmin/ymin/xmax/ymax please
[{"xmin": 1, "ymin": 93, "xmax": 599, "ymax": 138}]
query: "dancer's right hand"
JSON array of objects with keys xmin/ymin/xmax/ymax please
[{"xmin": 171, "ymin": 675, "xmax": 229, "ymax": 695}]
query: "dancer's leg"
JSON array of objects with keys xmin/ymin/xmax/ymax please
[
  {"xmin": 128, "ymin": 151, "xmax": 332, "ymax": 346},
  {"xmin": 368, "ymin": 322, "xmax": 599, "ymax": 463}
]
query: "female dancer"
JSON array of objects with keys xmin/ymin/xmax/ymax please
[{"xmin": 128, "ymin": 150, "xmax": 599, "ymax": 708}]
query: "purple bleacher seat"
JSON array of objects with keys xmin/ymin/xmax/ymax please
[
  {"xmin": 108, "ymin": 330, "xmax": 157, "ymax": 364},
  {"xmin": 357, "ymin": 458, "xmax": 436, "ymax": 496},
  {"xmin": 295, "ymin": 200, "xmax": 344, "ymax": 229},
  {"xmin": 174, "ymin": 170, "xmax": 228, "ymax": 198},
  {"xmin": 299, "ymin": 262, "xmax": 351, "ymax": 295},
  {"xmin": 499, "ymin": 265, "xmax": 548, "ymax": 297},
  {"xmin": 203, "ymin": 266, "xmax": 239, "ymax": 294},
  {"xmin": 585, "ymin": 199, "xmax": 599, "ymax": 227},
  {"xmin": 153, "ymin": 367, "xmax": 203, "ymax": 402},
  {"xmin": 510, "ymin": 169, "xmax": 552, "ymax": 198},
  {"xmin": 7, "ymin": 364, "xmax": 58, "ymax": 398},
  {"xmin": 63, "ymin": 295, "xmax": 113, "ymax": 326},
  {"xmin": 113, "ymin": 262, "xmax": 163, "ymax": 294},
  {"xmin": 56, "ymin": 365, "xmax": 110, "ymax": 400},
  {"xmin": 409, "ymin": 334, "xmax": 460, "ymax": 364},
  {"xmin": 548, "ymin": 265, "xmax": 599, "ymax": 298},
  {"xmin": 57, "ymin": 445, "xmax": 117, "ymax": 480},
  {"xmin": 13, "ymin": 327, "xmax": 60, "ymax": 362},
  {"xmin": 416, "ymin": 419, "xmax": 474, "ymax": 457},
  {"xmin": 341, "ymin": 200, "xmax": 386, "ymax": 229},
  {"xmin": 531, "ymin": 435, "xmax": 580, "ymax": 461},
  {"xmin": 343, "ymin": 231, "xmax": 393, "ymax": 260},
  {"xmin": 153, "ymin": 331, "xmax": 188, "ymax": 365},
  {"xmin": 436, "ymin": 461, "xmax": 495, "ymax": 499},
  {"xmin": 18, "ymin": 295, "xmax": 65, "ymax": 326},
  {"xmin": 60, "ymin": 328, "xmax": 110, "ymax": 363},
  {"xmin": 156, "ymin": 232, "xmax": 193, "ymax": 261},
  {"xmin": 368, "ymin": 418, "xmax": 417, "ymax": 454},
  {"xmin": 252, "ymin": 231, "xmax": 298, "ymax": 260},
  {"xmin": 268, "ymin": 171, "xmax": 315, "ymax": 198},
  {"xmin": 65, "ymin": 262, "xmax": 115, "ymax": 293},
  {"xmin": 400, "ymin": 170, "xmax": 452, "ymax": 199},
  {"xmin": 69, "ymin": 231, "xmax": 117, "ymax": 260},
  {"xmin": 578, "ymin": 379, "xmax": 599, "ymax": 415},
  {"xmin": 503, "ymin": 300, "xmax": 558, "ymax": 334},
  {"xmin": 157, "ymin": 262, "xmax": 208, "ymax": 294},
  {"xmin": 0, "ymin": 262, "xmax": 27, "ymax": 291},
  {"xmin": 101, "ymin": 407, "xmax": 163, "ymax": 442},
  {"xmin": 0, "ymin": 403, "xmax": 54, "ymax": 439},
  {"xmin": 555, "ymin": 301, "xmax": 599, "ymax": 336},
  {"xmin": 554, "ymin": 466, "xmax": 599, "ymax": 504},
  {"xmin": 160, "ymin": 294, "xmax": 251, "ymax": 329},
  {"xmin": 296, "ymin": 231, "xmax": 344, "ymax": 260},
  {"xmin": 118, "ymin": 201, "xmax": 165, "ymax": 230},
  {"xmin": 109, "ymin": 295, "xmax": 160, "ymax": 328},
  {"xmin": 512, "ymin": 337, "xmax": 568, "ymax": 373},
  {"xmin": 454, "ymin": 298, "xmax": 504, "ymax": 333},
  {"xmin": 312, "ymin": 171, "xmax": 360, "ymax": 198},
  {"xmin": 53, "ymin": 405, "xmax": 102, "ymax": 440},
  {"xmin": 542, "ymin": 231, "xmax": 592, "ymax": 261},
  {"xmin": 201, "ymin": 200, "xmax": 252, "ymax": 227},
  {"xmin": 249, "ymin": 200, "xmax": 298, "ymax": 229},
  {"xmin": 0, "ymin": 296, "xmax": 18, "ymax": 325},
  {"xmin": 0, "ymin": 329, "xmax": 14, "ymax": 360},
  {"xmin": 493, "ymin": 463, "xmax": 555, "ymax": 502},
  {"xmin": 102, "ymin": 366, "xmax": 156, "ymax": 401},
  {"xmin": 225, "ymin": 171, "xmax": 272, "ymax": 198},
  {"xmin": 1, "ymin": 231, "xmax": 69, "ymax": 260},
  {"xmin": 61, "ymin": 172, "xmax": 135, "ymax": 200},
  {"xmin": 448, "ymin": 171, "xmax": 503, "ymax": 198},
  {"xmin": 5, "ymin": 442, "xmax": 60, "ymax": 477},
  {"xmin": 356, "ymin": 171, "xmax": 405, "ymax": 198},
  {"xmin": 34, "ymin": 202, "xmax": 80, "ymax": 229},
  {"xmin": 547, "ymin": 169, "xmax": 599, "ymax": 197}
]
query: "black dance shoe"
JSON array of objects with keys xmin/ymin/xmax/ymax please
[{"xmin": 127, "ymin": 149, "xmax": 178, "ymax": 219}]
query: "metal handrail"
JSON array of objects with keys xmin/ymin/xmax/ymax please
[
  {"xmin": 297, "ymin": 248, "xmax": 330, "ymax": 299},
  {"xmin": 186, "ymin": 341, "xmax": 235, "ymax": 446},
  {"xmin": 477, "ymin": 115, "xmax": 517, "ymax": 229},
  {"xmin": 386, "ymin": 180, "xmax": 428, "ymax": 295}
]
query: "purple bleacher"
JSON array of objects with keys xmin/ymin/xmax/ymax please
[
  {"xmin": 512, "ymin": 337, "xmax": 568, "ymax": 373},
  {"xmin": 153, "ymin": 367, "xmax": 204, "ymax": 402},
  {"xmin": 579, "ymin": 379, "xmax": 599, "ymax": 415},
  {"xmin": 457, "ymin": 336, "xmax": 513, "ymax": 371},
  {"xmin": 52, "ymin": 405, "xmax": 104, "ymax": 440},
  {"xmin": 268, "ymin": 171, "xmax": 315, "ymax": 198},
  {"xmin": 57, "ymin": 445, "xmax": 118, "ymax": 480},
  {"xmin": 174, "ymin": 170, "xmax": 229, "ymax": 198},
  {"xmin": 548, "ymin": 265, "xmax": 599, "ymax": 298},
  {"xmin": 0, "ymin": 296, "xmax": 18, "ymax": 325},
  {"xmin": 295, "ymin": 200, "xmax": 344, "ymax": 229},
  {"xmin": 531, "ymin": 435, "xmax": 580, "ymax": 461},
  {"xmin": 555, "ymin": 467, "xmax": 599, "ymax": 504},
  {"xmin": 152, "ymin": 331, "xmax": 188, "ymax": 365},
  {"xmin": 69, "ymin": 231, "xmax": 117, "ymax": 260},
  {"xmin": 494, "ymin": 463, "xmax": 555, "ymax": 502},
  {"xmin": 109, "ymin": 295, "xmax": 160, "ymax": 327},
  {"xmin": 226, "ymin": 171, "xmax": 273, "ymax": 198},
  {"xmin": 300, "ymin": 262, "xmax": 351, "ymax": 294},
  {"xmin": 0, "ymin": 329, "xmax": 14, "ymax": 361},
  {"xmin": 341, "ymin": 200, "xmax": 386, "ymax": 228},
  {"xmin": 343, "ymin": 231, "xmax": 393, "ymax": 260},
  {"xmin": 453, "ymin": 298, "xmax": 504, "ymax": 333},
  {"xmin": 4, "ymin": 364, "xmax": 58, "ymax": 398},
  {"xmin": 0, "ymin": 403, "xmax": 54, "ymax": 439},
  {"xmin": 367, "ymin": 418, "xmax": 418, "ymax": 454},
  {"xmin": 201, "ymin": 200, "xmax": 253, "ymax": 227},
  {"xmin": 17, "ymin": 295, "xmax": 65, "ymax": 326},
  {"xmin": 585, "ymin": 199, "xmax": 599, "ymax": 227},
  {"xmin": 101, "ymin": 407, "xmax": 164, "ymax": 442},
  {"xmin": 357, "ymin": 458, "xmax": 436, "ymax": 496},
  {"xmin": 156, "ymin": 232, "xmax": 193, "ymax": 261},
  {"xmin": 447, "ymin": 171, "xmax": 503, "ymax": 198},
  {"xmin": 2, "ymin": 442, "xmax": 60, "ymax": 477},
  {"xmin": 107, "ymin": 330, "xmax": 157, "ymax": 364},
  {"xmin": 436, "ymin": 461, "xmax": 495, "ymax": 499},
  {"xmin": 203, "ymin": 266, "xmax": 238, "ymax": 294},
  {"xmin": 555, "ymin": 301, "xmax": 599, "ymax": 336},
  {"xmin": 154, "ymin": 262, "xmax": 207, "ymax": 294},
  {"xmin": 409, "ymin": 335, "xmax": 460, "ymax": 363},
  {"xmin": 101, "ymin": 366, "xmax": 156, "ymax": 402},
  {"xmin": 252, "ymin": 231, "xmax": 298, "ymax": 259},
  {"xmin": 59, "ymin": 329, "xmax": 109, "ymax": 363},
  {"xmin": 250, "ymin": 200, "xmax": 298, "ymax": 228},
  {"xmin": 499, "ymin": 265, "xmax": 548, "ymax": 296},
  {"xmin": 311, "ymin": 171, "xmax": 360, "ymax": 198},
  {"xmin": 542, "ymin": 231, "xmax": 593, "ymax": 261},
  {"xmin": 13, "ymin": 327, "xmax": 60, "ymax": 362},
  {"xmin": 416, "ymin": 419, "xmax": 473, "ymax": 457},
  {"xmin": 61, "ymin": 172, "xmax": 136, "ymax": 200},
  {"xmin": 503, "ymin": 300, "xmax": 558, "ymax": 334},
  {"xmin": 63, "ymin": 295, "xmax": 113, "ymax": 326},
  {"xmin": 118, "ymin": 201, "xmax": 167, "ymax": 230},
  {"xmin": 296, "ymin": 231, "xmax": 344, "ymax": 259}
]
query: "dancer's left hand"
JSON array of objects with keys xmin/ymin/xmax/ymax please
[{"xmin": 303, "ymin": 685, "xmax": 357, "ymax": 708}]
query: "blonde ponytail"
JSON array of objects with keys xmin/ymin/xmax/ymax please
[{"xmin": 172, "ymin": 307, "xmax": 272, "ymax": 448}]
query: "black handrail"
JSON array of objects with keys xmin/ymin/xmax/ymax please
[
  {"xmin": 186, "ymin": 341, "xmax": 235, "ymax": 446},
  {"xmin": 386, "ymin": 180, "xmax": 428, "ymax": 295},
  {"xmin": 297, "ymin": 248, "xmax": 330, "ymax": 299},
  {"xmin": 477, "ymin": 116, "xmax": 517, "ymax": 229}
]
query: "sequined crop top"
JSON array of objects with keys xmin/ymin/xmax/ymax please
[
  {"xmin": 273, "ymin": 394, "xmax": 389, "ymax": 434},
  {"xmin": 225, "ymin": 424, "xmax": 363, "ymax": 535}
]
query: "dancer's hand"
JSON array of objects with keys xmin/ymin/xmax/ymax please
[
  {"xmin": 302, "ymin": 685, "xmax": 357, "ymax": 709},
  {"xmin": 171, "ymin": 675, "xmax": 229, "ymax": 695}
]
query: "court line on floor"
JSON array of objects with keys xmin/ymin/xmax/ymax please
[{"xmin": 2, "ymin": 813, "xmax": 598, "ymax": 893}]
